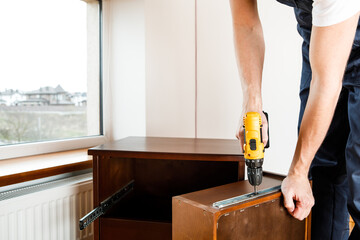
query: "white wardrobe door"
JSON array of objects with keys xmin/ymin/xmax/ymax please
[{"xmin": 145, "ymin": 0, "xmax": 196, "ymax": 137}]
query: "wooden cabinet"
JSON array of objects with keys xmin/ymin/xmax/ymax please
[
  {"xmin": 88, "ymin": 137, "xmax": 244, "ymax": 240},
  {"xmin": 87, "ymin": 137, "xmax": 310, "ymax": 239},
  {"xmin": 173, "ymin": 174, "xmax": 311, "ymax": 240}
]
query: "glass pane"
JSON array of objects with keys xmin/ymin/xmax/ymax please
[{"xmin": 0, "ymin": 0, "xmax": 100, "ymax": 145}]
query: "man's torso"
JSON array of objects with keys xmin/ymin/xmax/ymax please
[{"xmin": 276, "ymin": 0, "xmax": 360, "ymax": 87}]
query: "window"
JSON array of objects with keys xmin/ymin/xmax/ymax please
[{"xmin": 0, "ymin": 0, "xmax": 103, "ymax": 159}]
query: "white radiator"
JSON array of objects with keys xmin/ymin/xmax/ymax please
[{"xmin": 0, "ymin": 173, "xmax": 94, "ymax": 240}]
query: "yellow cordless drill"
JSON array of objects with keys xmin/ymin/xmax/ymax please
[{"xmin": 243, "ymin": 112, "xmax": 269, "ymax": 194}]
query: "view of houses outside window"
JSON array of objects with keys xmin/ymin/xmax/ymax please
[
  {"xmin": 0, "ymin": 86, "xmax": 87, "ymax": 144},
  {"xmin": 0, "ymin": 0, "xmax": 100, "ymax": 146}
]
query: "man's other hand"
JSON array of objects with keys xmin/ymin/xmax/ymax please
[{"xmin": 281, "ymin": 174, "xmax": 314, "ymax": 221}]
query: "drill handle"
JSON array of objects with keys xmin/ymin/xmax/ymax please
[{"xmin": 261, "ymin": 111, "xmax": 270, "ymax": 148}]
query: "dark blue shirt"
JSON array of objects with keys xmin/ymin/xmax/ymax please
[{"xmin": 276, "ymin": 0, "xmax": 360, "ymax": 88}]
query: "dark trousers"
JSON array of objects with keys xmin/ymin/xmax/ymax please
[{"xmin": 299, "ymin": 85, "xmax": 360, "ymax": 240}]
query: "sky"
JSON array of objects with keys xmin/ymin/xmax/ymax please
[{"xmin": 0, "ymin": 0, "xmax": 89, "ymax": 93}]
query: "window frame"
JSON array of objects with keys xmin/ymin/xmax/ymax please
[{"xmin": 0, "ymin": 0, "xmax": 104, "ymax": 160}]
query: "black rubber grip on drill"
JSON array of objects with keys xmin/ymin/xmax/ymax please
[
  {"xmin": 263, "ymin": 111, "xmax": 270, "ymax": 148},
  {"xmin": 249, "ymin": 139, "xmax": 256, "ymax": 150}
]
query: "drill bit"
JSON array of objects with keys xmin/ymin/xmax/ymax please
[{"xmin": 254, "ymin": 185, "xmax": 258, "ymax": 195}]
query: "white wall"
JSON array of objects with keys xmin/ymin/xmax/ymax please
[
  {"xmin": 103, "ymin": 0, "xmax": 146, "ymax": 141},
  {"xmin": 145, "ymin": 0, "xmax": 196, "ymax": 138},
  {"xmin": 196, "ymin": 0, "xmax": 241, "ymax": 139},
  {"xmin": 106, "ymin": 0, "xmax": 303, "ymax": 175},
  {"xmin": 259, "ymin": 2, "xmax": 303, "ymax": 174}
]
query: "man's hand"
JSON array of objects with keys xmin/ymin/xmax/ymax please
[
  {"xmin": 236, "ymin": 110, "xmax": 268, "ymax": 152},
  {"xmin": 280, "ymin": 13, "xmax": 359, "ymax": 221},
  {"xmin": 281, "ymin": 174, "xmax": 314, "ymax": 220}
]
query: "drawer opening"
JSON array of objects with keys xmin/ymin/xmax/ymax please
[
  {"xmin": 99, "ymin": 158, "xmax": 241, "ymax": 223},
  {"xmin": 103, "ymin": 192, "xmax": 172, "ymax": 223}
]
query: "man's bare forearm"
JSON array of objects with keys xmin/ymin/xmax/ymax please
[
  {"xmin": 289, "ymin": 13, "xmax": 359, "ymax": 178},
  {"xmin": 230, "ymin": 0, "xmax": 264, "ymax": 112},
  {"xmin": 289, "ymin": 75, "xmax": 342, "ymax": 176},
  {"xmin": 281, "ymin": 13, "xmax": 359, "ymax": 220}
]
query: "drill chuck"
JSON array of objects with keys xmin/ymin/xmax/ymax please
[{"xmin": 246, "ymin": 158, "xmax": 263, "ymax": 186}]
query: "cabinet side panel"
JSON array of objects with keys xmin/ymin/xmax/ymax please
[
  {"xmin": 173, "ymin": 197, "xmax": 215, "ymax": 240},
  {"xmin": 238, "ymin": 161, "xmax": 245, "ymax": 181},
  {"xmin": 92, "ymin": 155, "xmax": 100, "ymax": 240},
  {"xmin": 98, "ymin": 157, "xmax": 134, "ymax": 202},
  {"xmin": 217, "ymin": 198, "xmax": 306, "ymax": 240}
]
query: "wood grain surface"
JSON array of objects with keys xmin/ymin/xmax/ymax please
[
  {"xmin": 175, "ymin": 175, "xmax": 282, "ymax": 209},
  {"xmin": 173, "ymin": 197, "xmax": 215, "ymax": 239},
  {"xmin": 88, "ymin": 137, "xmax": 244, "ymax": 161},
  {"xmin": 90, "ymin": 137, "xmax": 245, "ymax": 240},
  {"xmin": 217, "ymin": 198, "xmax": 306, "ymax": 240},
  {"xmin": 0, "ymin": 149, "xmax": 92, "ymax": 187},
  {"xmin": 173, "ymin": 175, "xmax": 311, "ymax": 240}
]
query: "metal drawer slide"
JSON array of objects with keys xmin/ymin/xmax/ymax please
[{"xmin": 79, "ymin": 180, "xmax": 134, "ymax": 230}]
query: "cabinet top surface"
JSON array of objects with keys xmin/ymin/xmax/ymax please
[{"xmin": 89, "ymin": 137, "xmax": 243, "ymax": 156}]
